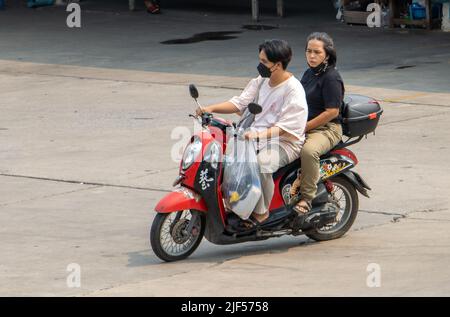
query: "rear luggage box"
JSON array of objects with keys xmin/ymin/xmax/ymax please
[{"xmin": 341, "ymin": 94, "xmax": 383, "ymax": 137}]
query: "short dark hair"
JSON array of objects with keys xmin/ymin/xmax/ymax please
[
  {"xmin": 305, "ymin": 32, "xmax": 337, "ymax": 67},
  {"xmin": 258, "ymin": 39, "xmax": 292, "ymax": 70}
]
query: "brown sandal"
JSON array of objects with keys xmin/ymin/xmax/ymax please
[{"xmin": 292, "ymin": 199, "xmax": 311, "ymax": 215}]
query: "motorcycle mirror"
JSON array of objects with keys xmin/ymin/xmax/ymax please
[
  {"xmin": 248, "ymin": 103, "xmax": 262, "ymax": 115},
  {"xmin": 189, "ymin": 84, "xmax": 199, "ymax": 99}
]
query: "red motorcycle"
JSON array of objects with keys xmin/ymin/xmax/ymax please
[{"xmin": 150, "ymin": 84, "xmax": 382, "ymax": 262}]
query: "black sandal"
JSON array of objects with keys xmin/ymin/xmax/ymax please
[
  {"xmin": 291, "ymin": 200, "xmax": 312, "ymax": 231},
  {"xmin": 240, "ymin": 214, "xmax": 270, "ymax": 231}
]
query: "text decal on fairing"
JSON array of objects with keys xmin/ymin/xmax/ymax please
[{"xmin": 199, "ymin": 168, "xmax": 213, "ymax": 190}]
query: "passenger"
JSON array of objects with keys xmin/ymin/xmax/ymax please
[{"xmin": 290, "ymin": 32, "xmax": 344, "ymax": 224}]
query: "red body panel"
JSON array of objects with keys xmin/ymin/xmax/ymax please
[
  {"xmin": 216, "ymin": 162, "xmax": 227, "ymax": 223},
  {"xmin": 269, "ymin": 175, "xmax": 285, "ymax": 211},
  {"xmin": 155, "ymin": 190, "xmax": 207, "ymax": 213},
  {"xmin": 330, "ymin": 148, "xmax": 359, "ymax": 165},
  {"xmin": 181, "ymin": 130, "xmax": 217, "ymax": 190}
]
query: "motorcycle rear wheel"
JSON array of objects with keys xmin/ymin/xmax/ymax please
[
  {"xmin": 306, "ymin": 176, "xmax": 359, "ymax": 241},
  {"xmin": 150, "ymin": 210, "xmax": 205, "ymax": 262}
]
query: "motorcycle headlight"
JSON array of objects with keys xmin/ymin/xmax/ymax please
[
  {"xmin": 204, "ymin": 141, "xmax": 221, "ymax": 170},
  {"xmin": 181, "ymin": 136, "xmax": 202, "ymax": 170}
]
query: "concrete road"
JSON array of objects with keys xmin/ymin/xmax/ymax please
[{"xmin": 1, "ymin": 2, "xmax": 450, "ymax": 92}]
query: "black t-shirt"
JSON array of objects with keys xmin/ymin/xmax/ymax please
[{"xmin": 300, "ymin": 67, "xmax": 344, "ymax": 122}]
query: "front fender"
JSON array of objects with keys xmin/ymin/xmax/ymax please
[{"xmin": 154, "ymin": 187, "xmax": 208, "ymax": 213}]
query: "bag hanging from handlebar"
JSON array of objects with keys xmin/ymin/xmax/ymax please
[{"xmin": 222, "ymin": 135, "xmax": 262, "ymax": 220}]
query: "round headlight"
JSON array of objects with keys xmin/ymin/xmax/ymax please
[
  {"xmin": 181, "ymin": 136, "xmax": 202, "ymax": 170},
  {"xmin": 204, "ymin": 141, "xmax": 221, "ymax": 169}
]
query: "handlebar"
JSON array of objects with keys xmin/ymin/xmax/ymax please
[
  {"xmin": 188, "ymin": 111, "xmax": 259, "ymax": 151},
  {"xmin": 189, "ymin": 112, "xmax": 213, "ymax": 126}
]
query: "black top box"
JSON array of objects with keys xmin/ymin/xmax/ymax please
[{"xmin": 341, "ymin": 94, "xmax": 383, "ymax": 138}]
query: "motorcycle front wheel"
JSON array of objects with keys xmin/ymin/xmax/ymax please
[
  {"xmin": 306, "ymin": 176, "xmax": 359, "ymax": 241},
  {"xmin": 150, "ymin": 209, "xmax": 205, "ymax": 262}
]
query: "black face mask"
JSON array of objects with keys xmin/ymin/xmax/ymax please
[
  {"xmin": 257, "ymin": 63, "xmax": 273, "ymax": 78},
  {"xmin": 309, "ymin": 60, "xmax": 329, "ymax": 76}
]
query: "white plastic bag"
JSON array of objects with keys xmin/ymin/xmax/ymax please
[{"xmin": 222, "ymin": 135, "xmax": 262, "ymax": 220}]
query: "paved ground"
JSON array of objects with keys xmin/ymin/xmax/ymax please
[
  {"xmin": 0, "ymin": 2, "xmax": 449, "ymax": 296},
  {"xmin": 1, "ymin": 1, "xmax": 450, "ymax": 92}
]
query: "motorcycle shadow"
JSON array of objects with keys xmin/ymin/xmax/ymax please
[{"xmin": 127, "ymin": 236, "xmax": 316, "ymax": 267}]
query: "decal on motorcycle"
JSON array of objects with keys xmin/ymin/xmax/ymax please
[
  {"xmin": 282, "ymin": 184, "xmax": 292, "ymax": 205},
  {"xmin": 320, "ymin": 160, "xmax": 351, "ymax": 179},
  {"xmin": 199, "ymin": 168, "xmax": 214, "ymax": 190},
  {"xmin": 173, "ymin": 186, "xmax": 194, "ymax": 199},
  {"xmin": 329, "ymin": 157, "xmax": 338, "ymax": 163},
  {"xmin": 173, "ymin": 186, "xmax": 202, "ymax": 202}
]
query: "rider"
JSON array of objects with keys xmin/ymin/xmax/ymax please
[
  {"xmin": 290, "ymin": 32, "xmax": 344, "ymax": 222},
  {"xmin": 196, "ymin": 39, "xmax": 308, "ymax": 228}
]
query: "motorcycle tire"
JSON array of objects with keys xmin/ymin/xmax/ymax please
[
  {"xmin": 150, "ymin": 210, "xmax": 205, "ymax": 262},
  {"xmin": 306, "ymin": 176, "xmax": 359, "ymax": 241}
]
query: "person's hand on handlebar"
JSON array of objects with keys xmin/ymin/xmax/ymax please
[{"xmin": 196, "ymin": 106, "xmax": 211, "ymax": 117}]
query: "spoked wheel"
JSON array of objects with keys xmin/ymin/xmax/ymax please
[
  {"xmin": 306, "ymin": 176, "xmax": 359, "ymax": 241},
  {"xmin": 150, "ymin": 209, "xmax": 205, "ymax": 262}
]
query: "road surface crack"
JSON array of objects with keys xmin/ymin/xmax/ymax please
[{"xmin": 0, "ymin": 173, "xmax": 171, "ymax": 193}]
